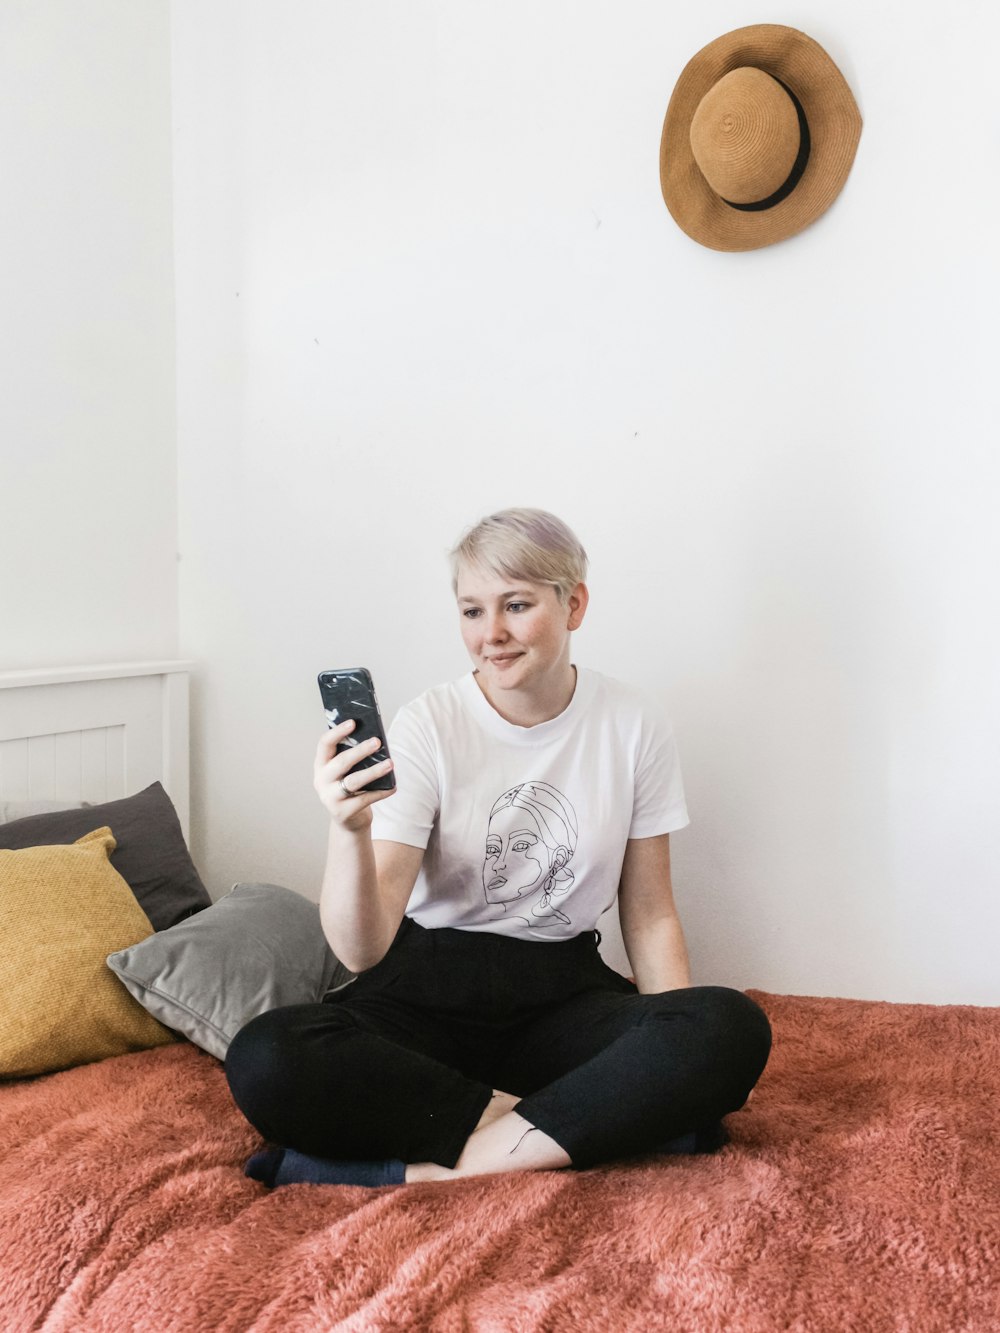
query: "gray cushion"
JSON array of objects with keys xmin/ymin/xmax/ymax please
[
  {"xmin": 0, "ymin": 783, "xmax": 210, "ymax": 930},
  {"xmin": 106, "ymin": 882, "xmax": 352, "ymax": 1060}
]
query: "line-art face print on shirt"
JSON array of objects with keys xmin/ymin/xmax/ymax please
[{"xmin": 482, "ymin": 782, "xmax": 579, "ymax": 929}]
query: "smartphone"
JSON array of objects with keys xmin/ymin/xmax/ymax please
[{"xmin": 317, "ymin": 668, "xmax": 395, "ymax": 791}]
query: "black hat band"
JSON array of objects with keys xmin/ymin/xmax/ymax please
[{"xmin": 722, "ymin": 79, "xmax": 811, "ymax": 212}]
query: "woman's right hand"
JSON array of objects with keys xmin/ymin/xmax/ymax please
[{"xmin": 313, "ymin": 721, "xmax": 395, "ymax": 832}]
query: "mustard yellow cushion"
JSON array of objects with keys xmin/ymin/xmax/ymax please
[{"xmin": 0, "ymin": 828, "xmax": 177, "ymax": 1077}]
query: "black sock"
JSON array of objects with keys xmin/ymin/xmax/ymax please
[
  {"xmin": 245, "ymin": 1147, "xmax": 285, "ymax": 1186},
  {"xmin": 657, "ymin": 1120, "xmax": 730, "ymax": 1155},
  {"xmin": 245, "ymin": 1147, "xmax": 406, "ymax": 1188}
]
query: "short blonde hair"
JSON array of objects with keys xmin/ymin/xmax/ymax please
[{"xmin": 449, "ymin": 508, "xmax": 588, "ymax": 603}]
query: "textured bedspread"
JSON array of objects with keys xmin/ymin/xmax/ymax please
[{"xmin": 2, "ymin": 991, "xmax": 999, "ymax": 1332}]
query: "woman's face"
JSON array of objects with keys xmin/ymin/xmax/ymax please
[
  {"xmin": 455, "ymin": 566, "xmax": 585, "ymax": 699},
  {"xmin": 482, "ymin": 804, "xmax": 550, "ymax": 902}
]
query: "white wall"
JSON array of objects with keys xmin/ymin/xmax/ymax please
[
  {"xmin": 172, "ymin": 1, "xmax": 1000, "ymax": 1003},
  {"xmin": 0, "ymin": 1, "xmax": 178, "ymax": 671}
]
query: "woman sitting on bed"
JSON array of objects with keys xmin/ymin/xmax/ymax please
[{"xmin": 225, "ymin": 508, "xmax": 771, "ymax": 1188}]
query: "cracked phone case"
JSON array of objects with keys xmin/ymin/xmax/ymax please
[{"xmin": 318, "ymin": 668, "xmax": 396, "ymax": 791}]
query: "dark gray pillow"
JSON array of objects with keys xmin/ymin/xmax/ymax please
[
  {"xmin": 106, "ymin": 882, "xmax": 352, "ymax": 1059},
  {"xmin": 0, "ymin": 783, "xmax": 211, "ymax": 930}
]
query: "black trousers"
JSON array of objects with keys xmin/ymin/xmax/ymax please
[{"xmin": 225, "ymin": 918, "xmax": 772, "ymax": 1170}]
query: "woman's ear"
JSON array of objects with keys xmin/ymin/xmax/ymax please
[{"xmin": 566, "ymin": 582, "xmax": 589, "ymax": 630}]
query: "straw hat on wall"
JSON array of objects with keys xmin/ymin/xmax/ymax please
[{"xmin": 660, "ymin": 24, "xmax": 862, "ymax": 251}]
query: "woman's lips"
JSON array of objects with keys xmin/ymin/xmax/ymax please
[
  {"xmin": 488, "ymin": 876, "xmax": 507, "ymax": 889},
  {"xmin": 488, "ymin": 653, "xmax": 523, "ymax": 665}
]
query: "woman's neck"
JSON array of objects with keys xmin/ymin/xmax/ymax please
[{"xmin": 473, "ymin": 663, "xmax": 578, "ymax": 728}]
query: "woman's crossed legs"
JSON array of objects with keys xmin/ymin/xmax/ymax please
[{"xmin": 225, "ymin": 980, "xmax": 771, "ymax": 1185}]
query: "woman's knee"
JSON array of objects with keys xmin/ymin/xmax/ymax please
[
  {"xmin": 690, "ymin": 986, "xmax": 773, "ymax": 1097},
  {"xmin": 224, "ymin": 1005, "xmax": 322, "ymax": 1129},
  {"xmin": 696, "ymin": 984, "xmax": 770, "ymax": 1044},
  {"xmin": 643, "ymin": 985, "xmax": 772, "ymax": 1088}
]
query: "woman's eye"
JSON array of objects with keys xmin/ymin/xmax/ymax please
[
  {"xmin": 507, "ymin": 602, "xmax": 529, "ymax": 613},
  {"xmin": 463, "ymin": 608, "xmax": 482, "ymax": 619},
  {"xmin": 512, "ymin": 839, "xmax": 531, "ymax": 851},
  {"xmin": 486, "ymin": 842, "xmax": 500, "ymax": 857}
]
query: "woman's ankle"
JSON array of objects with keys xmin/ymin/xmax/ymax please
[
  {"xmin": 404, "ymin": 1102, "xmax": 570, "ymax": 1183},
  {"xmin": 453, "ymin": 1111, "xmax": 571, "ymax": 1177}
]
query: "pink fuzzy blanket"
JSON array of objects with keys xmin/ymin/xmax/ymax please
[{"xmin": 2, "ymin": 991, "xmax": 999, "ymax": 1331}]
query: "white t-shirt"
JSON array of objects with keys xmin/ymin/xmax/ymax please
[{"xmin": 370, "ymin": 667, "xmax": 689, "ymax": 940}]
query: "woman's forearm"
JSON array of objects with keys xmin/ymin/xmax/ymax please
[
  {"xmin": 617, "ymin": 833, "xmax": 691, "ymax": 994},
  {"xmin": 313, "ymin": 721, "xmax": 412, "ymax": 973},
  {"xmin": 318, "ymin": 824, "xmax": 398, "ymax": 973},
  {"xmin": 625, "ymin": 911, "xmax": 692, "ymax": 994}
]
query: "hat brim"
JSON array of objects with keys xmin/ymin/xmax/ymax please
[{"xmin": 660, "ymin": 25, "xmax": 862, "ymax": 252}]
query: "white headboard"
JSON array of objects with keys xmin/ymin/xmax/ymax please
[{"xmin": 0, "ymin": 661, "xmax": 194, "ymax": 840}]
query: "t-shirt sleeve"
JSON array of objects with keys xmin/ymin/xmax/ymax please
[
  {"xmin": 369, "ymin": 703, "xmax": 440, "ymax": 849},
  {"xmin": 629, "ymin": 702, "xmax": 689, "ymax": 838}
]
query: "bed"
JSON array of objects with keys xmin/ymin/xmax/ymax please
[{"xmin": 2, "ymin": 665, "xmax": 999, "ymax": 1332}]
